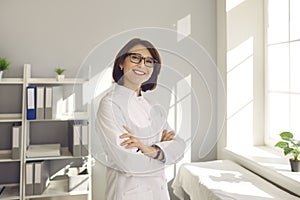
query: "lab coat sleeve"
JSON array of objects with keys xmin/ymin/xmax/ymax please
[
  {"xmin": 154, "ymin": 136, "xmax": 186, "ymax": 165},
  {"xmin": 96, "ymin": 96, "xmax": 164, "ymax": 175}
]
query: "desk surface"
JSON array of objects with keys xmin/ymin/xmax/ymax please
[{"xmin": 172, "ymin": 160, "xmax": 300, "ymax": 200}]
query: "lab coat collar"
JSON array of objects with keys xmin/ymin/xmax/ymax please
[{"xmin": 114, "ymin": 84, "xmax": 142, "ymax": 97}]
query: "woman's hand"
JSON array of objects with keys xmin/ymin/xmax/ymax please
[
  {"xmin": 160, "ymin": 130, "xmax": 175, "ymax": 142},
  {"xmin": 119, "ymin": 125, "xmax": 158, "ymax": 158},
  {"xmin": 119, "ymin": 125, "xmax": 146, "ymax": 150}
]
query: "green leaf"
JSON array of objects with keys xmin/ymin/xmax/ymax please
[
  {"xmin": 275, "ymin": 141, "xmax": 288, "ymax": 148},
  {"xmin": 283, "ymin": 147, "xmax": 293, "ymax": 156},
  {"xmin": 280, "ymin": 132, "xmax": 293, "ymax": 141},
  {"xmin": 0, "ymin": 57, "xmax": 10, "ymax": 71}
]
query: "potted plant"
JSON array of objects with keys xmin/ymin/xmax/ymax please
[
  {"xmin": 275, "ymin": 132, "xmax": 300, "ymax": 172},
  {"xmin": 55, "ymin": 68, "xmax": 66, "ymax": 81},
  {"xmin": 0, "ymin": 57, "xmax": 11, "ymax": 80}
]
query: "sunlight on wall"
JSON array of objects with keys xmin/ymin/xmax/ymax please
[
  {"xmin": 168, "ymin": 74, "xmax": 191, "ymax": 141},
  {"xmin": 177, "ymin": 14, "xmax": 191, "ymax": 42},
  {"xmin": 227, "ymin": 37, "xmax": 253, "ymax": 148},
  {"xmin": 166, "ymin": 74, "xmax": 191, "ymax": 181},
  {"xmin": 66, "ymin": 93, "xmax": 75, "ymax": 115},
  {"xmin": 82, "ymin": 67, "xmax": 113, "ymax": 108},
  {"xmin": 226, "ymin": 0, "xmax": 246, "ymax": 12}
]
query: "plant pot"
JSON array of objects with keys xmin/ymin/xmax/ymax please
[
  {"xmin": 56, "ymin": 74, "xmax": 65, "ymax": 81},
  {"xmin": 0, "ymin": 71, "xmax": 3, "ymax": 80},
  {"xmin": 289, "ymin": 159, "xmax": 300, "ymax": 172}
]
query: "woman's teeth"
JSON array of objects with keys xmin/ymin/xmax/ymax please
[{"xmin": 133, "ymin": 70, "xmax": 145, "ymax": 75}]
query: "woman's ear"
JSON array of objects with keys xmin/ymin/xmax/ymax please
[{"xmin": 119, "ymin": 63, "xmax": 124, "ymax": 70}]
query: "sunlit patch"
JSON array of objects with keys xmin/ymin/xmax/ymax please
[
  {"xmin": 177, "ymin": 14, "xmax": 191, "ymax": 42},
  {"xmin": 226, "ymin": 0, "xmax": 246, "ymax": 12}
]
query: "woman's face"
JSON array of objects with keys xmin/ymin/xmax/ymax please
[{"xmin": 120, "ymin": 45, "xmax": 154, "ymax": 89}]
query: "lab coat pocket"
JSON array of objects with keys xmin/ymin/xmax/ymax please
[{"xmin": 122, "ymin": 185, "xmax": 153, "ymax": 200}]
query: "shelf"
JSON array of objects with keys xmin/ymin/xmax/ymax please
[
  {"xmin": 28, "ymin": 78, "xmax": 85, "ymax": 85},
  {"xmin": 0, "ymin": 114, "xmax": 22, "ymax": 123},
  {"xmin": 0, "ymin": 65, "xmax": 91, "ymax": 199},
  {"xmin": 26, "ymin": 147, "xmax": 83, "ymax": 161},
  {"xmin": 0, "ymin": 78, "xmax": 23, "ymax": 85},
  {"xmin": 0, "ymin": 150, "xmax": 20, "ymax": 162},
  {"xmin": 27, "ymin": 112, "xmax": 89, "ymax": 122},
  {"xmin": 26, "ymin": 176, "xmax": 88, "ymax": 199},
  {"xmin": 0, "ymin": 184, "xmax": 19, "ymax": 200}
]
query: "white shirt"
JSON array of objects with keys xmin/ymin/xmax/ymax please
[{"xmin": 96, "ymin": 84, "xmax": 185, "ymax": 200}]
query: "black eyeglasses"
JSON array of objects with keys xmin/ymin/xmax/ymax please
[{"xmin": 125, "ymin": 53, "xmax": 158, "ymax": 68}]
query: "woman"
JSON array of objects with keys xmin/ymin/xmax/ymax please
[{"xmin": 97, "ymin": 38, "xmax": 185, "ymax": 200}]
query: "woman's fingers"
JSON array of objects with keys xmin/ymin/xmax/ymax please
[
  {"xmin": 161, "ymin": 130, "xmax": 175, "ymax": 141},
  {"xmin": 119, "ymin": 133, "xmax": 134, "ymax": 139},
  {"xmin": 160, "ymin": 130, "xmax": 168, "ymax": 142},
  {"xmin": 123, "ymin": 125, "xmax": 133, "ymax": 133},
  {"xmin": 166, "ymin": 131, "xmax": 175, "ymax": 140},
  {"xmin": 119, "ymin": 126, "xmax": 141, "ymax": 149}
]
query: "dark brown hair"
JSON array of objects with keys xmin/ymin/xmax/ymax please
[{"xmin": 112, "ymin": 38, "xmax": 162, "ymax": 92}]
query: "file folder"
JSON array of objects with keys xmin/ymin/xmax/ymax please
[
  {"xmin": 25, "ymin": 162, "xmax": 34, "ymax": 196},
  {"xmin": 26, "ymin": 86, "xmax": 36, "ymax": 120},
  {"xmin": 68, "ymin": 123, "xmax": 81, "ymax": 157},
  {"xmin": 45, "ymin": 87, "xmax": 52, "ymax": 119},
  {"xmin": 12, "ymin": 125, "xmax": 21, "ymax": 159},
  {"xmin": 45, "ymin": 86, "xmax": 63, "ymax": 119},
  {"xmin": 81, "ymin": 124, "xmax": 89, "ymax": 156},
  {"xmin": 36, "ymin": 86, "xmax": 45, "ymax": 119},
  {"xmin": 34, "ymin": 161, "xmax": 50, "ymax": 195}
]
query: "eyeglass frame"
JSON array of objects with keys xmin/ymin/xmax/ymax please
[{"xmin": 125, "ymin": 53, "xmax": 158, "ymax": 68}]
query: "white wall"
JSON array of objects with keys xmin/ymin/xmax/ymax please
[
  {"xmin": 0, "ymin": 0, "xmax": 217, "ymax": 199},
  {"xmin": 217, "ymin": 0, "xmax": 264, "ymax": 157}
]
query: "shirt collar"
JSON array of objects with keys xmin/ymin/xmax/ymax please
[{"xmin": 114, "ymin": 84, "xmax": 142, "ymax": 97}]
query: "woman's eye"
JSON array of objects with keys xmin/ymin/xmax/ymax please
[{"xmin": 131, "ymin": 55, "xmax": 140, "ymax": 60}]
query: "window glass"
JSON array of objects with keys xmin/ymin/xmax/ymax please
[{"xmin": 268, "ymin": 1, "xmax": 289, "ymax": 44}]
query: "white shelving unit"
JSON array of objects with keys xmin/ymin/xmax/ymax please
[{"xmin": 0, "ymin": 64, "xmax": 91, "ymax": 200}]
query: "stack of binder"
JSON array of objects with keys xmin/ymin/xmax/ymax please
[
  {"xmin": 68, "ymin": 122, "xmax": 89, "ymax": 157},
  {"xmin": 25, "ymin": 161, "xmax": 50, "ymax": 195},
  {"xmin": 26, "ymin": 144, "xmax": 61, "ymax": 158},
  {"xmin": 26, "ymin": 86, "xmax": 66, "ymax": 120}
]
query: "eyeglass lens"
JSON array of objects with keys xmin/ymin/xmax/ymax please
[{"xmin": 129, "ymin": 53, "xmax": 155, "ymax": 68}]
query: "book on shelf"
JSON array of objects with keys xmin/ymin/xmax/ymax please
[
  {"xmin": 45, "ymin": 86, "xmax": 65, "ymax": 119},
  {"xmin": 26, "ymin": 85, "xmax": 36, "ymax": 120},
  {"xmin": 12, "ymin": 124, "xmax": 21, "ymax": 159},
  {"xmin": 34, "ymin": 160, "xmax": 50, "ymax": 195},
  {"xmin": 25, "ymin": 161, "xmax": 50, "ymax": 196},
  {"xmin": 68, "ymin": 122, "xmax": 89, "ymax": 157},
  {"xmin": 26, "ymin": 85, "xmax": 79, "ymax": 120},
  {"xmin": 81, "ymin": 123, "xmax": 89, "ymax": 156},
  {"xmin": 26, "ymin": 143, "xmax": 61, "ymax": 158},
  {"xmin": 68, "ymin": 123, "xmax": 81, "ymax": 157},
  {"xmin": 26, "ymin": 162, "xmax": 34, "ymax": 195},
  {"xmin": 36, "ymin": 86, "xmax": 45, "ymax": 119}
]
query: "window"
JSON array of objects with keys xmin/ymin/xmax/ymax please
[{"xmin": 266, "ymin": 0, "xmax": 300, "ymax": 145}]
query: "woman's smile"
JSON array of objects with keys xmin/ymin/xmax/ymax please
[{"xmin": 132, "ymin": 69, "xmax": 146, "ymax": 76}]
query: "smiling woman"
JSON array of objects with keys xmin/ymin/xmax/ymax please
[
  {"xmin": 96, "ymin": 38, "xmax": 185, "ymax": 200},
  {"xmin": 112, "ymin": 38, "xmax": 162, "ymax": 95}
]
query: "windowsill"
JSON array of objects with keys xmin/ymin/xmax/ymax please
[{"xmin": 223, "ymin": 146, "xmax": 300, "ymax": 197}]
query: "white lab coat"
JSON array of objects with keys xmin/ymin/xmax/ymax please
[{"xmin": 96, "ymin": 84, "xmax": 185, "ymax": 200}]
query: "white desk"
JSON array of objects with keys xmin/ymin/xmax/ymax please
[{"xmin": 172, "ymin": 160, "xmax": 300, "ymax": 200}]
